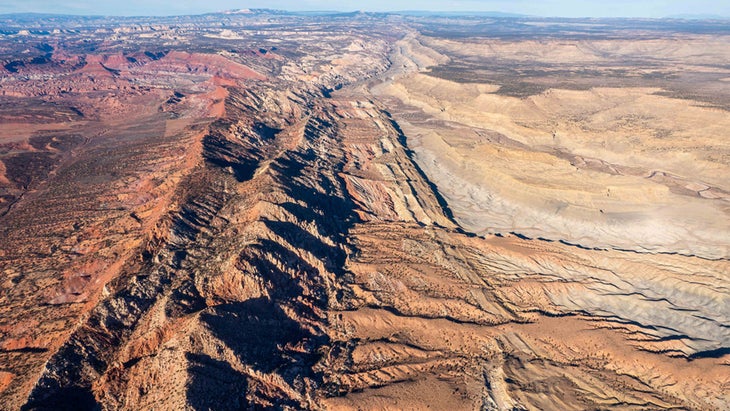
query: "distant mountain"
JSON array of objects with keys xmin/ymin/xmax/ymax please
[
  {"xmin": 665, "ymin": 13, "xmax": 730, "ymax": 20},
  {"xmin": 0, "ymin": 12, "xmax": 99, "ymax": 18},
  {"xmin": 394, "ymin": 10, "xmax": 528, "ymax": 18}
]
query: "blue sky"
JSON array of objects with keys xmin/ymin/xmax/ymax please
[{"xmin": 1, "ymin": 0, "xmax": 728, "ymax": 18}]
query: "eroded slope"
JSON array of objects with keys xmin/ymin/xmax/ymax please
[{"xmin": 375, "ymin": 33, "xmax": 730, "ymax": 259}]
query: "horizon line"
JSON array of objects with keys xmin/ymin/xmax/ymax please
[{"xmin": 1, "ymin": 9, "xmax": 729, "ymax": 20}]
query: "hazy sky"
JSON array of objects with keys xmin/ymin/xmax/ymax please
[{"xmin": 1, "ymin": 0, "xmax": 728, "ymax": 18}]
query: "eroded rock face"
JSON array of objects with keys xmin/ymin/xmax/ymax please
[{"xmin": 0, "ymin": 11, "xmax": 728, "ymax": 411}]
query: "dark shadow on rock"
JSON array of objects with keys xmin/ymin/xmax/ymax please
[
  {"xmin": 262, "ymin": 219, "xmax": 346, "ymax": 277},
  {"xmin": 241, "ymin": 238, "xmax": 326, "ymax": 305},
  {"xmin": 200, "ymin": 298, "xmax": 327, "ymax": 385},
  {"xmin": 278, "ymin": 201, "xmax": 323, "ymax": 229},
  {"xmin": 185, "ymin": 353, "xmax": 249, "ymax": 411},
  {"xmin": 167, "ymin": 279, "xmax": 208, "ymax": 318},
  {"xmin": 21, "ymin": 386, "xmax": 100, "ymax": 411},
  {"xmin": 689, "ymin": 346, "xmax": 730, "ymax": 359},
  {"xmin": 270, "ymin": 150, "xmax": 360, "ymax": 248},
  {"xmin": 203, "ymin": 131, "xmax": 261, "ymax": 183},
  {"xmin": 269, "ymin": 151, "xmax": 310, "ymax": 179}
]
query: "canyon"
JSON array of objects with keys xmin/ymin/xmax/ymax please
[{"xmin": 0, "ymin": 10, "xmax": 728, "ymax": 410}]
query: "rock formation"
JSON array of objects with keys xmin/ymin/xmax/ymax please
[{"xmin": 0, "ymin": 11, "xmax": 727, "ymax": 411}]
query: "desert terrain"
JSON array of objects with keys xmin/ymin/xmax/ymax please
[{"xmin": 0, "ymin": 11, "xmax": 728, "ymax": 411}]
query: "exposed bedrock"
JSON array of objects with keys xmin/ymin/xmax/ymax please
[{"xmin": 0, "ymin": 16, "xmax": 728, "ymax": 411}]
